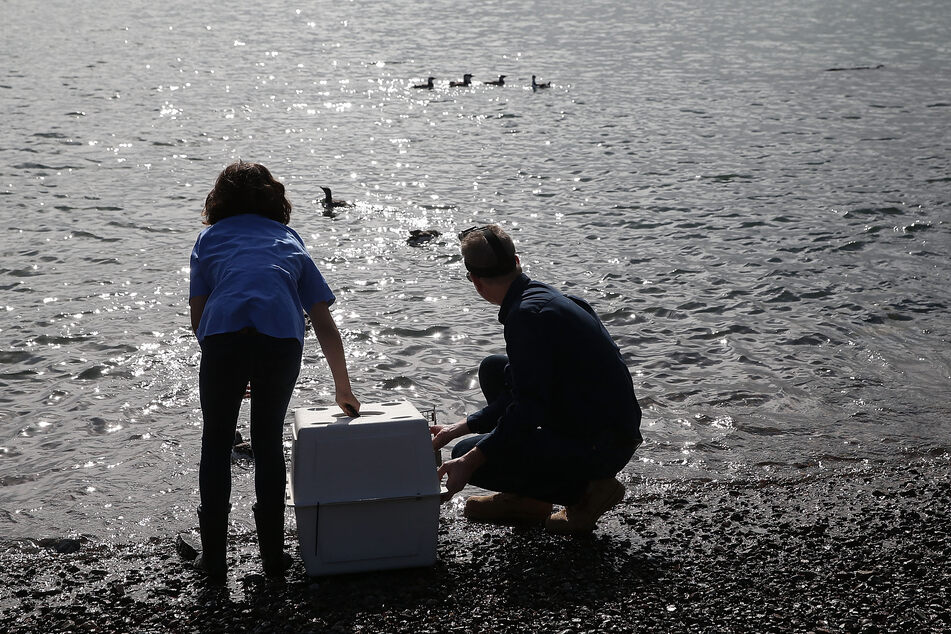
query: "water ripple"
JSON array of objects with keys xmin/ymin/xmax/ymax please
[{"xmin": 0, "ymin": 0, "xmax": 949, "ymax": 542}]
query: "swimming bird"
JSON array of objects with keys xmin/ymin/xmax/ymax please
[
  {"xmin": 531, "ymin": 75, "xmax": 551, "ymax": 90},
  {"xmin": 406, "ymin": 229, "xmax": 441, "ymax": 246},
  {"xmin": 449, "ymin": 74, "xmax": 474, "ymax": 87},
  {"xmin": 413, "ymin": 77, "xmax": 435, "ymax": 89},
  {"xmin": 319, "ymin": 187, "xmax": 352, "ymax": 217},
  {"xmin": 484, "ymin": 75, "xmax": 506, "ymax": 86}
]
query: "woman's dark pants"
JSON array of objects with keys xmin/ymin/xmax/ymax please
[{"xmin": 198, "ymin": 332, "xmax": 302, "ymax": 514}]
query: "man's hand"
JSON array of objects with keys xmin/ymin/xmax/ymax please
[
  {"xmin": 437, "ymin": 447, "xmax": 486, "ymax": 502},
  {"xmin": 430, "ymin": 419, "xmax": 469, "ymax": 451}
]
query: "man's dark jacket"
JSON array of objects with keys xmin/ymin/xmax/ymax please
[{"xmin": 467, "ymin": 274, "xmax": 642, "ymax": 464}]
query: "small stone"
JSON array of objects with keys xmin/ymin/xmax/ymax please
[{"xmin": 176, "ymin": 533, "xmax": 199, "ymax": 561}]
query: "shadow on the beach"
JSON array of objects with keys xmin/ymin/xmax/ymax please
[
  {"xmin": 171, "ymin": 524, "xmax": 664, "ymax": 632},
  {"xmin": 216, "ymin": 527, "xmax": 664, "ymax": 630},
  {"xmin": 452, "ymin": 527, "xmax": 664, "ymax": 610}
]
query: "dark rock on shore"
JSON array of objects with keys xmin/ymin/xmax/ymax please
[
  {"xmin": 37, "ymin": 537, "xmax": 84, "ymax": 555},
  {"xmin": 2, "ymin": 455, "xmax": 949, "ymax": 633},
  {"xmin": 176, "ymin": 533, "xmax": 200, "ymax": 562}
]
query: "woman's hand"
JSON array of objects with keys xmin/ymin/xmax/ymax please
[
  {"xmin": 430, "ymin": 419, "xmax": 470, "ymax": 451},
  {"xmin": 335, "ymin": 389, "xmax": 360, "ymax": 417}
]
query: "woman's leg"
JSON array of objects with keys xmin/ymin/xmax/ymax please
[
  {"xmin": 197, "ymin": 332, "xmax": 251, "ymax": 581},
  {"xmin": 198, "ymin": 333, "xmax": 251, "ymax": 513},
  {"xmin": 247, "ymin": 335, "xmax": 301, "ymax": 575},
  {"xmin": 247, "ymin": 336, "xmax": 302, "ymax": 507}
]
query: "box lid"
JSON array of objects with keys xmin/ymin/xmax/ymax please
[
  {"xmin": 293, "ymin": 400, "xmax": 430, "ymax": 437},
  {"xmin": 291, "ymin": 401, "xmax": 440, "ymax": 505}
]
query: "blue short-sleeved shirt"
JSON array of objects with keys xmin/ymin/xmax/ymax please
[{"xmin": 189, "ymin": 214, "xmax": 335, "ymax": 343}]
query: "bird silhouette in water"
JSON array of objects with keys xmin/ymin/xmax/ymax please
[
  {"xmin": 413, "ymin": 77, "xmax": 435, "ymax": 89},
  {"xmin": 406, "ymin": 229, "xmax": 441, "ymax": 246},
  {"xmin": 531, "ymin": 75, "xmax": 551, "ymax": 90},
  {"xmin": 484, "ymin": 75, "xmax": 506, "ymax": 86},
  {"xmin": 449, "ymin": 73, "xmax": 474, "ymax": 87},
  {"xmin": 319, "ymin": 187, "xmax": 352, "ymax": 217}
]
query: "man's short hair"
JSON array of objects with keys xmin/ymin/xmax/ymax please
[{"xmin": 459, "ymin": 225, "xmax": 517, "ymax": 278}]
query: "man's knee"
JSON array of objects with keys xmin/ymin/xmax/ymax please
[
  {"xmin": 478, "ymin": 354, "xmax": 508, "ymax": 400},
  {"xmin": 479, "ymin": 354, "xmax": 508, "ymax": 379}
]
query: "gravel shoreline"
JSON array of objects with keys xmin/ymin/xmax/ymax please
[{"xmin": 2, "ymin": 454, "xmax": 949, "ymax": 633}]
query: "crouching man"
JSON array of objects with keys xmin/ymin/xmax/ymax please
[{"xmin": 432, "ymin": 225, "xmax": 642, "ymax": 534}]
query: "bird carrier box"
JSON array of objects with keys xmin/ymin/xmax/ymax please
[{"xmin": 289, "ymin": 400, "xmax": 440, "ymax": 576}]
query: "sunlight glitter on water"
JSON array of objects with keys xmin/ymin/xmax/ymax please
[{"xmin": 0, "ymin": 0, "xmax": 949, "ymax": 541}]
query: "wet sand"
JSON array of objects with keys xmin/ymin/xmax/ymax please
[{"xmin": 2, "ymin": 455, "xmax": 949, "ymax": 633}]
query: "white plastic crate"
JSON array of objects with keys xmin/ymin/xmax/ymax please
[{"xmin": 289, "ymin": 400, "xmax": 440, "ymax": 575}]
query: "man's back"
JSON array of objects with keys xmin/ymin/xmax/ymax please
[{"xmin": 499, "ymin": 274, "xmax": 642, "ymax": 446}]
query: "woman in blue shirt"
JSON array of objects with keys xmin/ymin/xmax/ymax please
[{"xmin": 189, "ymin": 161, "xmax": 360, "ymax": 583}]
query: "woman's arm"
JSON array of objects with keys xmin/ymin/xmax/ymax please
[
  {"xmin": 307, "ymin": 301, "xmax": 360, "ymax": 415},
  {"xmin": 189, "ymin": 296, "xmax": 207, "ymax": 335}
]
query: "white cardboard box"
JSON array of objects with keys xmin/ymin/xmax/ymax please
[{"xmin": 289, "ymin": 400, "xmax": 440, "ymax": 576}]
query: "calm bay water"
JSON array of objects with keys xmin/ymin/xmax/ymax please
[{"xmin": 1, "ymin": 0, "xmax": 949, "ymax": 542}]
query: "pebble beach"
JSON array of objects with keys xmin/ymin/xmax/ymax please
[
  {"xmin": 2, "ymin": 454, "xmax": 948, "ymax": 633},
  {"xmin": 3, "ymin": 1, "xmax": 950, "ymax": 632}
]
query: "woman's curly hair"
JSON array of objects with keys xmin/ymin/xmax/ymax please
[{"xmin": 202, "ymin": 161, "xmax": 292, "ymax": 225}]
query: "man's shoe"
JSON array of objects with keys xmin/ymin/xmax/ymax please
[
  {"xmin": 464, "ymin": 493, "xmax": 554, "ymax": 524},
  {"xmin": 545, "ymin": 478, "xmax": 625, "ymax": 535}
]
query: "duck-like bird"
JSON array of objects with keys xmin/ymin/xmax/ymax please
[
  {"xmin": 449, "ymin": 73, "xmax": 474, "ymax": 87},
  {"xmin": 531, "ymin": 75, "xmax": 551, "ymax": 90},
  {"xmin": 484, "ymin": 75, "xmax": 506, "ymax": 86},
  {"xmin": 413, "ymin": 77, "xmax": 435, "ymax": 89},
  {"xmin": 319, "ymin": 187, "xmax": 352, "ymax": 217},
  {"xmin": 406, "ymin": 229, "xmax": 441, "ymax": 246}
]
